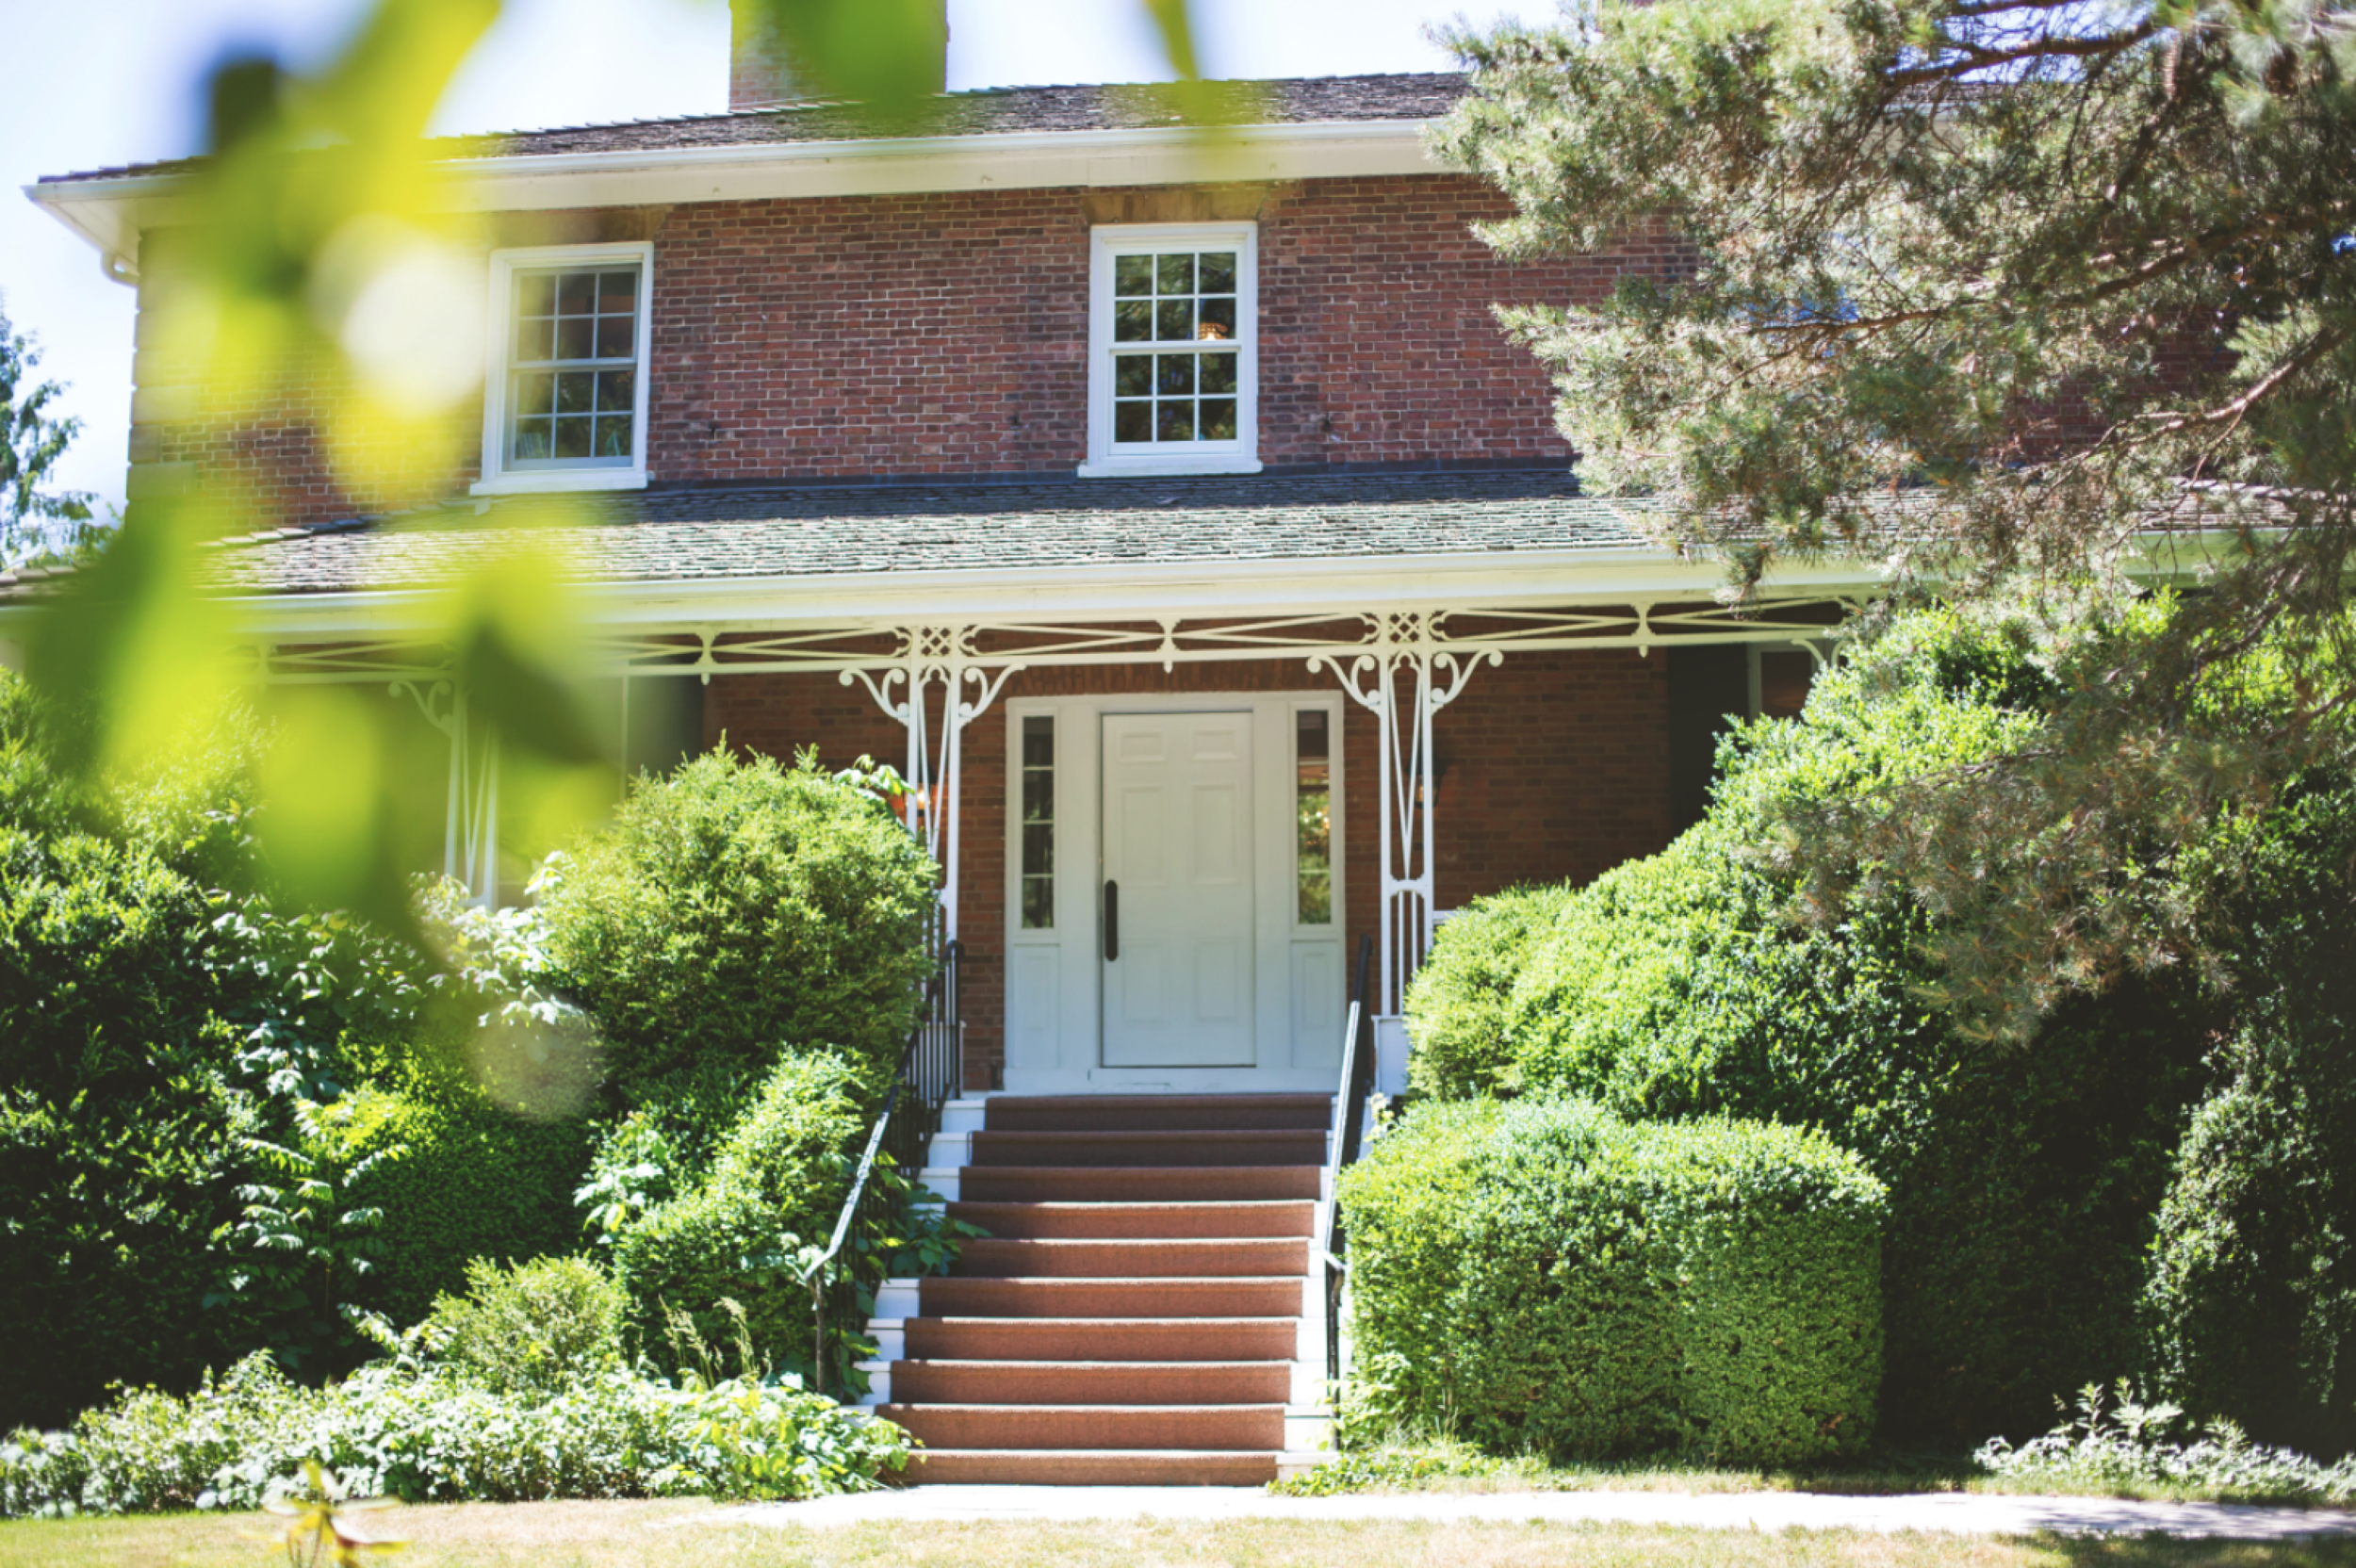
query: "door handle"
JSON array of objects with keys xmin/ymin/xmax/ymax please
[{"xmin": 1104, "ymin": 879, "xmax": 1119, "ymax": 962}]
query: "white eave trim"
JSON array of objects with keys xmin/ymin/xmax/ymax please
[
  {"xmin": 200, "ymin": 545, "xmax": 1890, "ymax": 641},
  {"xmin": 25, "ymin": 119, "xmax": 1447, "ymax": 261}
]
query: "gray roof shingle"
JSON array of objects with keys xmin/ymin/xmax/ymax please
[
  {"xmin": 188, "ymin": 467, "xmax": 1648, "ymax": 596},
  {"xmin": 41, "ymin": 73, "xmax": 1469, "ymax": 186}
]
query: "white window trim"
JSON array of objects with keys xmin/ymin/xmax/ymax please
[
  {"xmin": 473, "ymin": 242, "xmax": 655, "ymax": 497},
  {"xmin": 1079, "ymin": 221, "xmax": 1261, "ymax": 480}
]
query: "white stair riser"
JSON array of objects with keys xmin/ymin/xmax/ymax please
[{"xmin": 938, "ymin": 1098, "xmax": 991, "ymax": 1134}]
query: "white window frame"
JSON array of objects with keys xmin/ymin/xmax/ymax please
[
  {"xmin": 1079, "ymin": 222, "xmax": 1261, "ymax": 480},
  {"xmin": 474, "ymin": 242, "xmax": 655, "ymax": 497}
]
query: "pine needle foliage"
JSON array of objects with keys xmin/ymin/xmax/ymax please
[{"xmin": 1438, "ymin": 0, "xmax": 2356, "ymax": 1038}]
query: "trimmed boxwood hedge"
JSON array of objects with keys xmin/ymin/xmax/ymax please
[{"xmin": 1339, "ymin": 1098, "xmax": 1886, "ymax": 1464}]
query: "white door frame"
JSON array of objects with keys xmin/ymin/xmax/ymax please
[{"xmin": 1001, "ymin": 689, "xmax": 1347, "ymax": 1095}]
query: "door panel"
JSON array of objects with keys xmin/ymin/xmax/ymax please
[{"xmin": 1102, "ymin": 712, "xmax": 1255, "ymax": 1067}]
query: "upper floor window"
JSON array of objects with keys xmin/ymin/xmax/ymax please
[
  {"xmin": 1082, "ymin": 223, "xmax": 1259, "ymax": 479},
  {"xmin": 476, "ymin": 243, "xmax": 653, "ymax": 496}
]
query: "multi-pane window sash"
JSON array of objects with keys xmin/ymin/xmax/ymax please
[
  {"xmin": 507, "ymin": 267, "xmax": 640, "ymax": 467},
  {"xmin": 1111, "ymin": 250, "xmax": 1240, "ymax": 446}
]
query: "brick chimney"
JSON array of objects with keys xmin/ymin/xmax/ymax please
[{"xmin": 729, "ymin": 0, "xmax": 948, "ymax": 110}]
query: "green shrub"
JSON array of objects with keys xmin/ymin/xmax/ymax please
[
  {"xmin": 0, "ymin": 1350, "xmax": 910, "ymax": 1515},
  {"xmin": 538, "ymin": 749, "xmax": 939, "ymax": 1102},
  {"xmin": 2142, "ymin": 782, "xmax": 2356, "ymax": 1455},
  {"xmin": 0, "ymin": 673, "xmax": 425, "ymax": 1426},
  {"xmin": 1400, "ymin": 610, "xmax": 2215, "ymax": 1444},
  {"xmin": 329, "ymin": 1080, "xmax": 594, "ymax": 1331},
  {"xmin": 418, "ymin": 1256, "xmax": 626, "ymax": 1394},
  {"xmin": 1403, "ymin": 883, "xmax": 1573, "ymax": 1099},
  {"xmin": 606, "ymin": 1053, "xmax": 866, "ymax": 1375},
  {"xmin": 1339, "ymin": 1098, "xmax": 1886, "ymax": 1465}
]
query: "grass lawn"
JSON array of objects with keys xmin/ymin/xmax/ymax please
[
  {"xmin": 6, "ymin": 1502, "xmax": 2356, "ymax": 1568},
  {"xmin": 1275, "ymin": 1442, "xmax": 2356, "ymax": 1507}
]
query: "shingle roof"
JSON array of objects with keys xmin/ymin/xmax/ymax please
[
  {"xmin": 185, "ymin": 467, "xmax": 1649, "ymax": 597},
  {"xmin": 40, "ymin": 74, "xmax": 1470, "ymax": 187}
]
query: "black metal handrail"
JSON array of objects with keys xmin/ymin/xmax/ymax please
[
  {"xmin": 801, "ymin": 939, "xmax": 962, "ymax": 1396},
  {"xmin": 1324, "ymin": 932, "xmax": 1378, "ymax": 1385}
]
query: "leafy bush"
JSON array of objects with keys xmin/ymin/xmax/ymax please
[
  {"xmin": 417, "ymin": 1256, "xmax": 626, "ymax": 1394},
  {"xmin": 0, "ymin": 673, "xmax": 424, "ymax": 1426},
  {"xmin": 326, "ymin": 1078, "xmax": 595, "ymax": 1331},
  {"xmin": 606, "ymin": 1053, "xmax": 865, "ymax": 1376},
  {"xmin": 0, "ymin": 1350, "xmax": 909, "ymax": 1516},
  {"xmin": 1401, "ymin": 610, "xmax": 2215, "ymax": 1444},
  {"xmin": 2141, "ymin": 782, "xmax": 2356, "ymax": 1456},
  {"xmin": 538, "ymin": 749, "xmax": 939, "ymax": 1102},
  {"xmin": 1339, "ymin": 1098, "xmax": 1886, "ymax": 1465},
  {"xmin": 1974, "ymin": 1380, "xmax": 2356, "ymax": 1505},
  {"xmin": 1402, "ymin": 884, "xmax": 1571, "ymax": 1100}
]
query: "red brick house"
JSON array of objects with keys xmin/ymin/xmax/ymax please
[{"xmin": 19, "ymin": 24, "xmax": 1873, "ymax": 1483}]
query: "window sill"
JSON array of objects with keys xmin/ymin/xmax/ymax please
[
  {"xmin": 470, "ymin": 469, "xmax": 649, "ymax": 498},
  {"xmin": 1076, "ymin": 456, "xmax": 1265, "ymax": 480}
]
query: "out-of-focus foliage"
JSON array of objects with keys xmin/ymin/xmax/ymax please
[
  {"xmin": 1440, "ymin": 0, "xmax": 2356, "ymax": 1038},
  {"xmin": 18, "ymin": 0, "xmax": 1208, "ymax": 939},
  {"xmin": 0, "ymin": 300, "xmax": 96, "ymax": 567}
]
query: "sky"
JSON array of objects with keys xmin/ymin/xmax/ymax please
[{"xmin": 2, "ymin": 0, "xmax": 1496, "ymax": 515}]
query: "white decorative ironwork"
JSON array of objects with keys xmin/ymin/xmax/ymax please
[
  {"xmin": 1309, "ymin": 612, "xmax": 1502, "ymax": 1016},
  {"xmin": 840, "ymin": 626, "xmax": 1026, "ymax": 940}
]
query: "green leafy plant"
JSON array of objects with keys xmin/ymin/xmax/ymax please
[
  {"xmin": 415, "ymin": 1256, "xmax": 626, "ymax": 1395},
  {"xmin": 1974, "ymin": 1380, "xmax": 2356, "ymax": 1506}
]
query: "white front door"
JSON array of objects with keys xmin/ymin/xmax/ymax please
[{"xmin": 1100, "ymin": 711, "xmax": 1256, "ymax": 1068}]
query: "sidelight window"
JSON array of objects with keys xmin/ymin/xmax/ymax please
[
  {"xmin": 1020, "ymin": 715, "xmax": 1055, "ymax": 929},
  {"xmin": 1296, "ymin": 709, "xmax": 1333, "ymax": 925}
]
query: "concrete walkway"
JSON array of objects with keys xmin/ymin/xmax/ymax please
[{"xmin": 717, "ymin": 1485, "xmax": 2356, "ymax": 1540}]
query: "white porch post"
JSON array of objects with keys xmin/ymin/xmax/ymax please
[
  {"xmin": 844, "ymin": 626, "xmax": 1021, "ymax": 942},
  {"xmin": 1313, "ymin": 612, "xmax": 1499, "ymax": 1015},
  {"xmin": 395, "ymin": 677, "xmax": 500, "ymax": 908}
]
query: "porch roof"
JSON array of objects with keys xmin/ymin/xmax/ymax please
[{"xmin": 194, "ymin": 468, "xmax": 1662, "ymax": 596}]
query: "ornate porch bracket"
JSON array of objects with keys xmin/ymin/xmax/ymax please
[
  {"xmin": 842, "ymin": 625, "xmax": 1023, "ymax": 940},
  {"xmin": 1309, "ymin": 611, "xmax": 1503, "ymax": 1018}
]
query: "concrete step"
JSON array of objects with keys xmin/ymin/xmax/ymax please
[
  {"xmin": 957, "ymin": 1166, "xmax": 1323, "ymax": 1202},
  {"xmin": 904, "ymin": 1448, "xmax": 1279, "ymax": 1486},
  {"xmin": 954, "ymin": 1236, "xmax": 1311, "ymax": 1279},
  {"xmin": 888, "ymin": 1360, "xmax": 1291, "ymax": 1406},
  {"xmin": 948, "ymin": 1200, "xmax": 1316, "ymax": 1239},
  {"xmin": 971, "ymin": 1129, "xmax": 1327, "ymax": 1168},
  {"xmin": 875, "ymin": 1401, "xmax": 1285, "ymax": 1452},
  {"xmin": 905, "ymin": 1315, "xmax": 1301, "ymax": 1363},
  {"xmin": 981, "ymin": 1094, "xmax": 1333, "ymax": 1133},
  {"xmin": 919, "ymin": 1275, "xmax": 1304, "ymax": 1320}
]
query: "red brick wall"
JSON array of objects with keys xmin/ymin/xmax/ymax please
[
  {"xmin": 134, "ymin": 175, "xmax": 1684, "ymax": 524},
  {"xmin": 704, "ymin": 648, "xmax": 1673, "ymax": 1089}
]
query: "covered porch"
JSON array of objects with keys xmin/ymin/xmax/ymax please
[{"xmin": 217, "ymin": 469, "xmax": 1871, "ymax": 1095}]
